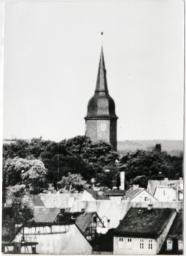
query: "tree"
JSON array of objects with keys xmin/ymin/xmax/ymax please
[
  {"xmin": 119, "ymin": 147, "xmax": 183, "ymax": 188},
  {"xmin": 57, "ymin": 172, "xmax": 87, "ymax": 192},
  {"xmin": 3, "ymin": 157, "xmax": 48, "ymax": 193},
  {"xmin": 2, "ymin": 185, "xmax": 34, "ymax": 241}
]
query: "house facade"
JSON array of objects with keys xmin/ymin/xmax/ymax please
[
  {"xmin": 12, "ymin": 222, "xmax": 92, "ymax": 254},
  {"xmin": 160, "ymin": 209, "xmax": 183, "ymax": 254},
  {"xmin": 147, "ymin": 178, "xmax": 183, "ymax": 202},
  {"xmin": 113, "ymin": 207, "xmax": 176, "ymax": 255},
  {"xmin": 123, "ymin": 185, "xmax": 158, "ymax": 202}
]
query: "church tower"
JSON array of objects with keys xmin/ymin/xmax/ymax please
[{"xmin": 85, "ymin": 47, "xmax": 118, "ymax": 151}]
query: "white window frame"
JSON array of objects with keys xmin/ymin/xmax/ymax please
[
  {"xmin": 119, "ymin": 238, "xmax": 124, "ymax": 248},
  {"xmin": 127, "ymin": 238, "xmax": 132, "ymax": 249},
  {"xmin": 140, "ymin": 239, "xmax": 144, "ymax": 249},
  {"xmin": 148, "ymin": 239, "xmax": 153, "ymax": 249},
  {"xmin": 167, "ymin": 239, "xmax": 172, "ymax": 250},
  {"xmin": 178, "ymin": 240, "xmax": 183, "ymax": 250}
]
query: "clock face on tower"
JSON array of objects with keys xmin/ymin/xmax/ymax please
[{"xmin": 100, "ymin": 123, "xmax": 107, "ymax": 131}]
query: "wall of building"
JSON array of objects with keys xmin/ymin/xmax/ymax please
[
  {"xmin": 113, "ymin": 237, "xmax": 157, "ymax": 255},
  {"xmin": 85, "ymin": 120, "xmax": 97, "ymax": 141},
  {"xmin": 130, "ymin": 190, "xmax": 158, "ymax": 202},
  {"xmin": 97, "ymin": 120, "xmax": 110, "ymax": 143},
  {"xmin": 13, "ymin": 224, "xmax": 92, "ymax": 254},
  {"xmin": 110, "ymin": 119, "xmax": 117, "ymax": 151},
  {"xmin": 154, "ymin": 187, "xmax": 177, "ymax": 201},
  {"xmin": 156, "ymin": 210, "xmax": 177, "ymax": 254}
]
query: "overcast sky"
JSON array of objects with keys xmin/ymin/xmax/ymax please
[{"xmin": 2, "ymin": 0, "xmax": 184, "ymax": 142}]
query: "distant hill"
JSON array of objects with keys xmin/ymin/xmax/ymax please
[{"xmin": 117, "ymin": 140, "xmax": 183, "ymax": 157}]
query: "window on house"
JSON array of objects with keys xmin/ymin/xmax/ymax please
[
  {"xmin": 119, "ymin": 238, "xmax": 124, "ymax": 248},
  {"xmin": 167, "ymin": 239, "xmax": 172, "ymax": 250},
  {"xmin": 178, "ymin": 240, "xmax": 183, "ymax": 250},
  {"xmin": 163, "ymin": 191, "xmax": 165, "ymax": 195},
  {"xmin": 140, "ymin": 239, "xmax": 144, "ymax": 249},
  {"xmin": 93, "ymin": 215, "xmax": 97, "ymax": 223},
  {"xmin": 148, "ymin": 240, "xmax": 153, "ymax": 249},
  {"xmin": 127, "ymin": 238, "xmax": 132, "ymax": 249},
  {"xmin": 144, "ymin": 197, "xmax": 149, "ymax": 201}
]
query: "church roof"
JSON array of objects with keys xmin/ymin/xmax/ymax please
[{"xmin": 85, "ymin": 47, "xmax": 118, "ymax": 120}]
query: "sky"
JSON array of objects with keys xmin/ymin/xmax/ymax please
[{"xmin": 1, "ymin": 0, "xmax": 184, "ymax": 142}]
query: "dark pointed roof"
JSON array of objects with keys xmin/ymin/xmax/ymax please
[
  {"xmin": 85, "ymin": 48, "xmax": 118, "ymax": 120},
  {"xmin": 95, "ymin": 47, "xmax": 108, "ymax": 93}
]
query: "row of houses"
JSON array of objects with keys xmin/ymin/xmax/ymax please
[{"xmin": 2, "ymin": 176, "xmax": 183, "ymax": 254}]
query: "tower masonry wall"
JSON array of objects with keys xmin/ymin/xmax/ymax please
[
  {"xmin": 110, "ymin": 119, "xmax": 117, "ymax": 151},
  {"xmin": 85, "ymin": 120, "xmax": 97, "ymax": 141},
  {"xmin": 97, "ymin": 120, "xmax": 110, "ymax": 143}
]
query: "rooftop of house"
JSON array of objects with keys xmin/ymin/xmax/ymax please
[
  {"xmin": 104, "ymin": 190, "xmax": 125, "ymax": 196},
  {"xmin": 147, "ymin": 179, "xmax": 183, "ymax": 196},
  {"xmin": 32, "ymin": 208, "xmax": 61, "ymax": 223},
  {"xmin": 114, "ymin": 207, "xmax": 176, "ymax": 239},
  {"xmin": 85, "ymin": 188, "xmax": 109, "ymax": 200},
  {"xmin": 168, "ymin": 209, "xmax": 183, "ymax": 239},
  {"xmin": 39, "ymin": 193, "xmax": 78, "ymax": 208},
  {"xmin": 122, "ymin": 187, "xmax": 144, "ymax": 201},
  {"xmin": 30, "ymin": 195, "xmax": 45, "ymax": 207},
  {"xmin": 75, "ymin": 212, "xmax": 98, "ymax": 233}
]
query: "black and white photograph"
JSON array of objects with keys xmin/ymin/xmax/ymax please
[{"xmin": 0, "ymin": 0, "xmax": 184, "ymax": 254}]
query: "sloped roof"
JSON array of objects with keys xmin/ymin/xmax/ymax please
[
  {"xmin": 168, "ymin": 209, "xmax": 183, "ymax": 239},
  {"xmin": 75, "ymin": 212, "xmax": 96, "ymax": 233},
  {"xmin": 39, "ymin": 193, "xmax": 75, "ymax": 208},
  {"xmin": 122, "ymin": 187, "xmax": 144, "ymax": 201},
  {"xmin": 114, "ymin": 207, "xmax": 176, "ymax": 239},
  {"xmin": 147, "ymin": 179, "xmax": 183, "ymax": 196},
  {"xmin": 30, "ymin": 195, "xmax": 45, "ymax": 207},
  {"xmin": 85, "ymin": 189, "xmax": 109, "ymax": 200},
  {"xmin": 32, "ymin": 208, "xmax": 60, "ymax": 222},
  {"xmin": 104, "ymin": 190, "xmax": 125, "ymax": 196}
]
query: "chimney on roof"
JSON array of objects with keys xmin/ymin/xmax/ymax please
[
  {"xmin": 164, "ymin": 178, "xmax": 168, "ymax": 181},
  {"xmin": 147, "ymin": 204, "xmax": 153, "ymax": 210},
  {"xmin": 119, "ymin": 172, "xmax": 125, "ymax": 191},
  {"xmin": 133, "ymin": 184, "xmax": 139, "ymax": 190}
]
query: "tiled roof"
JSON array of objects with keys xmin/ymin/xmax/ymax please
[
  {"xmin": 122, "ymin": 187, "xmax": 144, "ymax": 200},
  {"xmin": 32, "ymin": 208, "xmax": 60, "ymax": 223},
  {"xmin": 104, "ymin": 190, "xmax": 125, "ymax": 196},
  {"xmin": 168, "ymin": 209, "xmax": 183, "ymax": 239},
  {"xmin": 115, "ymin": 207, "xmax": 176, "ymax": 239},
  {"xmin": 85, "ymin": 189, "xmax": 109, "ymax": 200},
  {"xmin": 75, "ymin": 212, "xmax": 96, "ymax": 233},
  {"xmin": 147, "ymin": 180, "xmax": 183, "ymax": 196}
]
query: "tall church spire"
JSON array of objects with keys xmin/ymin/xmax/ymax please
[{"xmin": 95, "ymin": 47, "xmax": 108, "ymax": 92}]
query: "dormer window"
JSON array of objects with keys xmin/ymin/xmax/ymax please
[
  {"xmin": 93, "ymin": 215, "xmax": 97, "ymax": 223},
  {"xmin": 178, "ymin": 240, "xmax": 183, "ymax": 250},
  {"xmin": 167, "ymin": 239, "xmax": 172, "ymax": 250}
]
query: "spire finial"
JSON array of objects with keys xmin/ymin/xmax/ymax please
[{"xmin": 101, "ymin": 32, "xmax": 103, "ymax": 48}]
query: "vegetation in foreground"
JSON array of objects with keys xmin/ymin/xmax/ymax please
[{"xmin": 2, "ymin": 136, "xmax": 183, "ymax": 241}]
